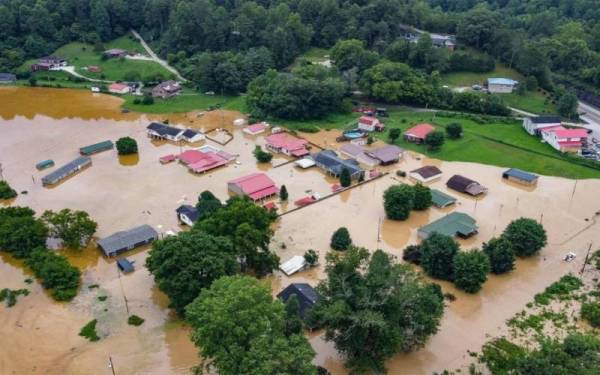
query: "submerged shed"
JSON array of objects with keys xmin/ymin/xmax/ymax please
[
  {"xmin": 279, "ymin": 255, "xmax": 307, "ymax": 276},
  {"xmin": 36, "ymin": 159, "xmax": 55, "ymax": 170},
  {"xmin": 446, "ymin": 175, "xmax": 487, "ymax": 196},
  {"xmin": 41, "ymin": 156, "xmax": 91, "ymax": 186},
  {"xmin": 502, "ymin": 168, "xmax": 538, "ymax": 186},
  {"xmin": 418, "ymin": 212, "xmax": 477, "ymax": 239},
  {"xmin": 117, "ymin": 258, "xmax": 135, "ymax": 273},
  {"xmin": 97, "ymin": 224, "xmax": 158, "ymax": 257},
  {"xmin": 79, "ymin": 140, "xmax": 114, "ymax": 155},
  {"xmin": 430, "ymin": 189, "xmax": 457, "ymax": 208}
]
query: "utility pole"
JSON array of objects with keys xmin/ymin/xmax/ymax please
[
  {"xmin": 108, "ymin": 356, "xmax": 116, "ymax": 375},
  {"xmin": 580, "ymin": 242, "xmax": 593, "ymax": 275}
]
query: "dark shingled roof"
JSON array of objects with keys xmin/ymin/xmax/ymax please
[
  {"xmin": 117, "ymin": 258, "xmax": 134, "ymax": 273},
  {"xmin": 97, "ymin": 225, "xmax": 158, "ymax": 257},
  {"xmin": 147, "ymin": 122, "xmax": 183, "ymax": 137},
  {"xmin": 313, "ymin": 150, "xmax": 363, "ymax": 176},
  {"xmin": 447, "ymin": 174, "xmax": 477, "ymax": 192},
  {"xmin": 411, "ymin": 165, "xmax": 442, "ymax": 179},
  {"xmin": 176, "ymin": 204, "xmax": 199, "ymax": 223},
  {"xmin": 182, "ymin": 129, "xmax": 198, "ymax": 138},
  {"xmin": 529, "ymin": 116, "xmax": 561, "ymax": 124},
  {"xmin": 277, "ymin": 283, "xmax": 319, "ymax": 318}
]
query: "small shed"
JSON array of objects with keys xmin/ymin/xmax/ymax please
[
  {"xmin": 79, "ymin": 140, "xmax": 114, "ymax": 155},
  {"xmin": 117, "ymin": 258, "xmax": 134, "ymax": 273},
  {"xmin": 295, "ymin": 158, "xmax": 316, "ymax": 169},
  {"xmin": 176, "ymin": 205, "xmax": 199, "ymax": 226},
  {"xmin": 277, "ymin": 283, "xmax": 319, "ymax": 318},
  {"xmin": 36, "ymin": 159, "xmax": 55, "ymax": 170},
  {"xmin": 279, "ymin": 255, "xmax": 307, "ymax": 276},
  {"xmin": 446, "ymin": 175, "xmax": 487, "ymax": 196},
  {"xmin": 418, "ymin": 212, "xmax": 477, "ymax": 239},
  {"xmin": 97, "ymin": 224, "xmax": 158, "ymax": 257},
  {"xmin": 430, "ymin": 189, "xmax": 457, "ymax": 208},
  {"xmin": 410, "ymin": 166, "xmax": 443, "ymax": 183},
  {"xmin": 502, "ymin": 168, "xmax": 538, "ymax": 186}
]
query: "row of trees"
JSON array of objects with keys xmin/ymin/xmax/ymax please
[
  {"xmin": 0, "ymin": 207, "xmax": 94, "ymax": 300},
  {"xmin": 404, "ymin": 218, "xmax": 548, "ymax": 293},
  {"xmin": 383, "ymin": 183, "xmax": 433, "ymax": 221}
]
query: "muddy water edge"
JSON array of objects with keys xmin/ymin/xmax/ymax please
[{"xmin": 1, "ymin": 87, "xmax": 600, "ymax": 375}]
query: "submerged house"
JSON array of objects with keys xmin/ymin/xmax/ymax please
[
  {"xmin": 181, "ymin": 129, "xmax": 205, "ymax": 143},
  {"xmin": 446, "ymin": 174, "xmax": 488, "ymax": 196},
  {"xmin": 243, "ymin": 122, "xmax": 269, "ymax": 135},
  {"xmin": 265, "ymin": 133, "xmax": 309, "ymax": 157},
  {"xmin": 147, "ymin": 122, "xmax": 184, "ymax": 141},
  {"xmin": 313, "ymin": 150, "xmax": 364, "ymax": 180},
  {"xmin": 365, "ymin": 145, "xmax": 403, "ymax": 165},
  {"xmin": 418, "ymin": 212, "xmax": 477, "ymax": 239},
  {"xmin": 41, "ymin": 156, "xmax": 91, "ymax": 186},
  {"xmin": 79, "ymin": 140, "xmax": 114, "ymax": 155},
  {"xmin": 522, "ymin": 116, "xmax": 562, "ymax": 136},
  {"xmin": 97, "ymin": 224, "xmax": 158, "ymax": 257},
  {"xmin": 176, "ymin": 205, "xmax": 199, "ymax": 226},
  {"xmin": 279, "ymin": 255, "xmax": 307, "ymax": 276},
  {"xmin": 502, "ymin": 168, "xmax": 539, "ymax": 186},
  {"xmin": 178, "ymin": 149, "xmax": 232, "ymax": 173},
  {"xmin": 409, "ymin": 166, "xmax": 443, "ymax": 183},
  {"xmin": 339, "ymin": 144, "xmax": 379, "ymax": 168},
  {"xmin": 228, "ymin": 173, "xmax": 279, "ymax": 201},
  {"xmin": 277, "ymin": 283, "xmax": 319, "ymax": 318},
  {"xmin": 430, "ymin": 189, "xmax": 457, "ymax": 208}
]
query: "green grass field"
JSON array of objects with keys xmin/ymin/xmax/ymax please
[
  {"xmin": 500, "ymin": 92, "xmax": 558, "ymax": 115},
  {"xmin": 20, "ymin": 40, "xmax": 172, "ymax": 82},
  {"xmin": 376, "ymin": 111, "xmax": 600, "ymax": 179},
  {"xmin": 121, "ymin": 90, "xmax": 247, "ymax": 114},
  {"xmin": 17, "ymin": 71, "xmax": 93, "ymax": 89},
  {"xmin": 104, "ymin": 34, "xmax": 148, "ymax": 56}
]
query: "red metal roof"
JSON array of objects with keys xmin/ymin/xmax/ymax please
[
  {"xmin": 179, "ymin": 150, "xmax": 230, "ymax": 172},
  {"xmin": 553, "ymin": 128, "xmax": 588, "ymax": 139},
  {"xmin": 359, "ymin": 116, "xmax": 376, "ymax": 125},
  {"xmin": 245, "ymin": 123, "xmax": 267, "ymax": 134},
  {"xmin": 295, "ymin": 196, "xmax": 316, "ymax": 206},
  {"xmin": 109, "ymin": 83, "xmax": 129, "ymax": 91},
  {"xmin": 229, "ymin": 173, "xmax": 278, "ymax": 200},
  {"xmin": 405, "ymin": 123, "xmax": 435, "ymax": 139},
  {"xmin": 266, "ymin": 133, "xmax": 308, "ymax": 151},
  {"xmin": 557, "ymin": 140, "xmax": 582, "ymax": 147}
]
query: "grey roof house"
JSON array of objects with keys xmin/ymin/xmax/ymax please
[
  {"xmin": 313, "ymin": 150, "xmax": 364, "ymax": 179},
  {"xmin": 147, "ymin": 122, "xmax": 184, "ymax": 141},
  {"xmin": 97, "ymin": 224, "xmax": 158, "ymax": 257},
  {"xmin": 277, "ymin": 283, "xmax": 319, "ymax": 318},
  {"xmin": 41, "ymin": 156, "xmax": 91, "ymax": 186},
  {"xmin": 502, "ymin": 168, "xmax": 539, "ymax": 186},
  {"xmin": 365, "ymin": 145, "xmax": 403, "ymax": 165}
]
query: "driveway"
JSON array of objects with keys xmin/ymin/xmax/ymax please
[{"xmin": 130, "ymin": 30, "xmax": 187, "ymax": 82}]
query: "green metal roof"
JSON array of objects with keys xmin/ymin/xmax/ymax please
[
  {"xmin": 79, "ymin": 140, "xmax": 113, "ymax": 155},
  {"xmin": 430, "ymin": 189, "xmax": 456, "ymax": 208},
  {"xmin": 418, "ymin": 212, "xmax": 477, "ymax": 238}
]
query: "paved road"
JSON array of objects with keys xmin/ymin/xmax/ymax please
[
  {"xmin": 130, "ymin": 30, "xmax": 187, "ymax": 82},
  {"xmin": 59, "ymin": 66, "xmax": 113, "ymax": 83},
  {"xmin": 579, "ymin": 101, "xmax": 600, "ymax": 142}
]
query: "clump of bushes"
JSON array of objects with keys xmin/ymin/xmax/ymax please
[
  {"xmin": 502, "ymin": 218, "xmax": 547, "ymax": 257},
  {"xmin": 128, "ymin": 315, "xmax": 145, "ymax": 326},
  {"xmin": 383, "ymin": 183, "xmax": 432, "ymax": 221},
  {"xmin": 298, "ymin": 125, "xmax": 319, "ymax": 133},
  {"xmin": 253, "ymin": 146, "xmax": 273, "ymax": 163},
  {"xmin": 330, "ymin": 227, "xmax": 352, "ymax": 251},
  {"xmin": 304, "ymin": 249, "xmax": 319, "ymax": 267},
  {"xmin": 79, "ymin": 319, "xmax": 100, "ymax": 341},
  {"xmin": 0, "ymin": 181, "xmax": 17, "ymax": 199},
  {"xmin": 116, "ymin": 137, "xmax": 138, "ymax": 155},
  {"xmin": 0, "ymin": 288, "xmax": 30, "ymax": 307},
  {"xmin": 25, "ymin": 247, "xmax": 81, "ymax": 301}
]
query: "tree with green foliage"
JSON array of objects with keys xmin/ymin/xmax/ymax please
[
  {"xmin": 142, "ymin": 95, "xmax": 154, "ymax": 105},
  {"xmin": 284, "ymin": 294, "xmax": 303, "ymax": 336},
  {"xmin": 412, "ymin": 183, "xmax": 432, "ymax": 211},
  {"xmin": 0, "ymin": 206, "xmax": 48, "ymax": 258},
  {"xmin": 116, "ymin": 137, "xmax": 138, "ymax": 155},
  {"xmin": 330, "ymin": 227, "xmax": 351, "ymax": 251},
  {"xmin": 525, "ymin": 76, "xmax": 538, "ymax": 91},
  {"xmin": 421, "ymin": 233, "xmax": 460, "ymax": 281},
  {"xmin": 279, "ymin": 185, "xmax": 288, "ymax": 201},
  {"xmin": 581, "ymin": 301, "xmax": 600, "ymax": 327},
  {"xmin": 146, "ymin": 231, "xmax": 237, "ymax": 315},
  {"xmin": 304, "ymin": 249, "xmax": 319, "ymax": 267},
  {"xmin": 186, "ymin": 276, "xmax": 317, "ymax": 375},
  {"xmin": 446, "ymin": 123, "xmax": 463, "ymax": 139},
  {"xmin": 313, "ymin": 247, "xmax": 444, "ymax": 374},
  {"xmin": 402, "ymin": 244, "xmax": 422, "ymax": 265},
  {"xmin": 557, "ymin": 92, "xmax": 579, "ymax": 119},
  {"xmin": 339, "ymin": 168, "xmax": 351, "ymax": 188},
  {"xmin": 383, "ymin": 184, "xmax": 415, "ymax": 220},
  {"xmin": 482, "ymin": 237, "xmax": 515, "ymax": 274},
  {"xmin": 452, "ymin": 250, "xmax": 491, "ymax": 293},
  {"xmin": 41, "ymin": 209, "xmax": 97, "ymax": 250},
  {"xmin": 195, "ymin": 190, "xmax": 222, "ymax": 220},
  {"xmin": 25, "ymin": 247, "xmax": 81, "ymax": 301},
  {"xmin": 389, "ymin": 128, "xmax": 401, "ymax": 143},
  {"xmin": 195, "ymin": 197, "xmax": 279, "ymax": 276},
  {"xmin": 0, "ymin": 180, "xmax": 17, "ymax": 199},
  {"xmin": 502, "ymin": 218, "xmax": 547, "ymax": 257},
  {"xmin": 330, "ymin": 39, "xmax": 379, "ymax": 72},
  {"xmin": 425, "ymin": 130, "xmax": 445, "ymax": 151},
  {"xmin": 253, "ymin": 145, "xmax": 273, "ymax": 163}
]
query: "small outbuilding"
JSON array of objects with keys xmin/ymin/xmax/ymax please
[
  {"xmin": 79, "ymin": 140, "xmax": 114, "ymax": 155},
  {"xmin": 409, "ymin": 166, "xmax": 443, "ymax": 183},
  {"xmin": 418, "ymin": 212, "xmax": 477, "ymax": 239},
  {"xmin": 176, "ymin": 205, "xmax": 199, "ymax": 226},
  {"xmin": 103, "ymin": 49, "xmax": 128, "ymax": 58},
  {"xmin": 446, "ymin": 174, "xmax": 488, "ymax": 196},
  {"xmin": 277, "ymin": 283, "xmax": 319, "ymax": 318},
  {"xmin": 117, "ymin": 258, "xmax": 135, "ymax": 273},
  {"xmin": 358, "ymin": 116, "xmax": 385, "ymax": 132},
  {"xmin": 430, "ymin": 189, "xmax": 457, "ymax": 208},
  {"xmin": 41, "ymin": 156, "xmax": 91, "ymax": 186},
  {"xmin": 279, "ymin": 255, "xmax": 308, "ymax": 276},
  {"xmin": 487, "ymin": 78, "xmax": 518, "ymax": 93},
  {"xmin": 243, "ymin": 122, "xmax": 268, "ymax": 135},
  {"xmin": 502, "ymin": 168, "xmax": 539, "ymax": 186},
  {"xmin": 295, "ymin": 158, "xmax": 316, "ymax": 169},
  {"xmin": 36, "ymin": 159, "xmax": 55, "ymax": 170},
  {"xmin": 228, "ymin": 173, "xmax": 279, "ymax": 201},
  {"xmin": 97, "ymin": 224, "xmax": 158, "ymax": 257},
  {"xmin": 404, "ymin": 124, "xmax": 435, "ymax": 143},
  {"xmin": 108, "ymin": 83, "xmax": 131, "ymax": 95}
]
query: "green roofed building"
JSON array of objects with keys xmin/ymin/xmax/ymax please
[
  {"xmin": 79, "ymin": 140, "xmax": 114, "ymax": 155},
  {"xmin": 418, "ymin": 212, "xmax": 477, "ymax": 239},
  {"xmin": 431, "ymin": 189, "xmax": 457, "ymax": 208}
]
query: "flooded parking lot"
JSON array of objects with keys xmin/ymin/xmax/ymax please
[{"xmin": 1, "ymin": 87, "xmax": 599, "ymax": 374}]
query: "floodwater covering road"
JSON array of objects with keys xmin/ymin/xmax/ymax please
[{"xmin": 0, "ymin": 86, "xmax": 599, "ymax": 374}]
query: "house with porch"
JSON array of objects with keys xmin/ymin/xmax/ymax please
[
  {"xmin": 147, "ymin": 122, "xmax": 184, "ymax": 141},
  {"xmin": 541, "ymin": 127, "xmax": 588, "ymax": 153},
  {"xmin": 522, "ymin": 116, "xmax": 562, "ymax": 135},
  {"xmin": 265, "ymin": 133, "xmax": 310, "ymax": 157}
]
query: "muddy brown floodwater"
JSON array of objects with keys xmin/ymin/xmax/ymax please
[{"xmin": 1, "ymin": 87, "xmax": 599, "ymax": 374}]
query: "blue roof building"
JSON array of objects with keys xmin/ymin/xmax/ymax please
[
  {"xmin": 502, "ymin": 168, "xmax": 539, "ymax": 185},
  {"xmin": 313, "ymin": 150, "xmax": 364, "ymax": 179}
]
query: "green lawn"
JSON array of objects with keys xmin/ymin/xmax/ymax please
[
  {"xmin": 441, "ymin": 63, "xmax": 523, "ymax": 87},
  {"xmin": 20, "ymin": 41, "xmax": 172, "ymax": 82},
  {"xmin": 377, "ymin": 111, "xmax": 600, "ymax": 179},
  {"xmin": 122, "ymin": 90, "xmax": 247, "ymax": 114},
  {"xmin": 104, "ymin": 34, "xmax": 148, "ymax": 56},
  {"xmin": 501, "ymin": 91, "xmax": 558, "ymax": 115},
  {"xmin": 18, "ymin": 71, "xmax": 93, "ymax": 89}
]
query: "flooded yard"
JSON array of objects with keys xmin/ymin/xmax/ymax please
[{"xmin": 1, "ymin": 87, "xmax": 599, "ymax": 374}]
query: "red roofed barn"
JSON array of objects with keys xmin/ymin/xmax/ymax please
[
  {"xmin": 265, "ymin": 133, "xmax": 309, "ymax": 157},
  {"xmin": 404, "ymin": 123, "xmax": 435, "ymax": 143},
  {"xmin": 228, "ymin": 173, "xmax": 279, "ymax": 201}
]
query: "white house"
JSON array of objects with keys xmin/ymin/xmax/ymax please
[
  {"xmin": 146, "ymin": 122, "xmax": 184, "ymax": 142},
  {"xmin": 541, "ymin": 127, "xmax": 588, "ymax": 153},
  {"xmin": 108, "ymin": 83, "xmax": 131, "ymax": 95},
  {"xmin": 181, "ymin": 129, "xmax": 205, "ymax": 143},
  {"xmin": 487, "ymin": 78, "xmax": 518, "ymax": 93},
  {"xmin": 358, "ymin": 116, "xmax": 384, "ymax": 132},
  {"xmin": 522, "ymin": 116, "xmax": 562, "ymax": 135}
]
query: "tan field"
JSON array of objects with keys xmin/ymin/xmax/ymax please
[{"xmin": 1, "ymin": 87, "xmax": 599, "ymax": 374}]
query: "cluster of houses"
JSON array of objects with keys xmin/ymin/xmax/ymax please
[
  {"xmin": 523, "ymin": 116, "xmax": 588, "ymax": 153},
  {"xmin": 31, "ymin": 56, "xmax": 68, "ymax": 72}
]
